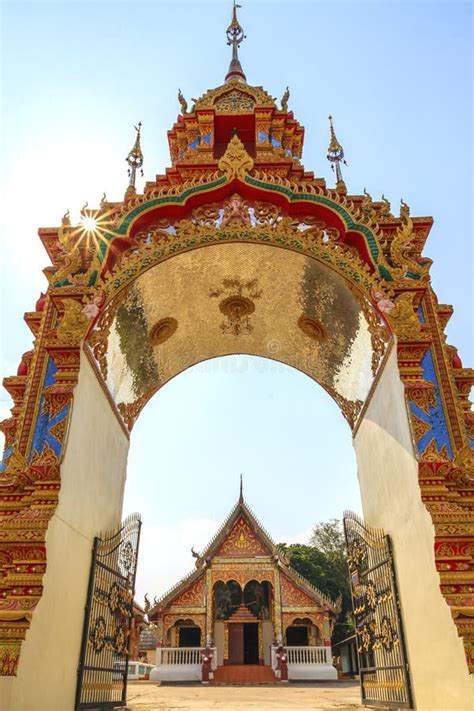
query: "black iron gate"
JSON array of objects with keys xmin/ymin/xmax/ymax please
[
  {"xmin": 343, "ymin": 511, "xmax": 412, "ymax": 708},
  {"xmin": 75, "ymin": 513, "xmax": 141, "ymax": 710}
]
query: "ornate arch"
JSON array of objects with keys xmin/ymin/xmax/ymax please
[{"xmin": 0, "ymin": 124, "xmax": 472, "ymax": 678}]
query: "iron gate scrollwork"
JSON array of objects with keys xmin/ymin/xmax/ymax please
[
  {"xmin": 343, "ymin": 511, "xmax": 412, "ymax": 709},
  {"xmin": 75, "ymin": 513, "xmax": 141, "ymax": 710}
]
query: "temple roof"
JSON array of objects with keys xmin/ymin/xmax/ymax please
[
  {"xmin": 147, "ymin": 487, "xmax": 339, "ymax": 617},
  {"xmin": 195, "ymin": 484, "xmax": 281, "ymax": 563}
]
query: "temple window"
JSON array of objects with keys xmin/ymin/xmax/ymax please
[
  {"xmin": 167, "ymin": 618, "xmax": 202, "ymax": 647},
  {"xmin": 285, "ymin": 618, "xmax": 322, "ymax": 646}
]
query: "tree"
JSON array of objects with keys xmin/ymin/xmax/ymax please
[
  {"xmin": 280, "ymin": 519, "xmax": 354, "ymax": 645},
  {"xmin": 310, "ymin": 519, "xmax": 345, "ymax": 555}
]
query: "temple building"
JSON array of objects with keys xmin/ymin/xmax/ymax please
[{"xmin": 147, "ymin": 486, "xmax": 339, "ymax": 681}]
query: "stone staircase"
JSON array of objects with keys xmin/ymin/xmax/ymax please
[{"xmin": 211, "ymin": 664, "xmax": 278, "ymax": 685}]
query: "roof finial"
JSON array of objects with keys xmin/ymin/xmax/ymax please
[
  {"xmin": 225, "ymin": 2, "xmax": 247, "ymax": 84},
  {"xmin": 281, "ymin": 86, "xmax": 290, "ymax": 112},
  {"xmin": 126, "ymin": 122, "xmax": 144, "ymax": 191},
  {"xmin": 327, "ymin": 115, "xmax": 347, "ymax": 193},
  {"xmin": 239, "ymin": 473, "xmax": 243, "ymax": 502}
]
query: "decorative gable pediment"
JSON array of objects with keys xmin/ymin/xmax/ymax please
[
  {"xmin": 280, "ymin": 572, "xmax": 320, "ymax": 607},
  {"xmin": 171, "ymin": 575, "xmax": 205, "ymax": 607},
  {"xmin": 214, "ymin": 90, "xmax": 256, "ymax": 113},
  {"xmin": 216, "ymin": 514, "xmax": 270, "ymax": 557}
]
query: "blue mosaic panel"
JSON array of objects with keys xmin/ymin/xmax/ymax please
[
  {"xmin": 29, "ymin": 358, "xmax": 69, "ymax": 462},
  {"xmin": 410, "ymin": 347, "xmax": 453, "ymax": 459},
  {"xmin": 417, "ymin": 304, "xmax": 425, "ymax": 324},
  {"xmin": 0, "ymin": 445, "xmax": 13, "ymax": 474}
]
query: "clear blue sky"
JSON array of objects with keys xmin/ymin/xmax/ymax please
[{"xmin": 1, "ymin": 1, "xmax": 472, "ymax": 601}]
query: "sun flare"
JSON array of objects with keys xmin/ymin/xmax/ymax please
[{"xmin": 81, "ymin": 216, "xmax": 98, "ymax": 232}]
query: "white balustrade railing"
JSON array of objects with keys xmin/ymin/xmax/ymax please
[
  {"xmin": 155, "ymin": 647, "xmax": 217, "ymax": 669},
  {"xmin": 286, "ymin": 645, "xmax": 332, "ymax": 665},
  {"xmin": 271, "ymin": 645, "xmax": 332, "ymax": 669}
]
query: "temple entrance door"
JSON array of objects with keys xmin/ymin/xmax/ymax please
[
  {"xmin": 243, "ymin": 623, "xmax": 259, "ymax": 665},
  {"xmin": 228, "ymin": 623, "xmax": 244, "ymax": 664}
]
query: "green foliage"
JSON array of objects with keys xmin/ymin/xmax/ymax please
[
  {"xmin": 310, "ymin": 519, "xmax": 345, "ymax": 555},
  {"xmin": 280, "ymin": 519, "xmax": 354, "ymax": 645}
]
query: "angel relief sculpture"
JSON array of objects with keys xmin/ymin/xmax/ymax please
[{"xmin": 220, "ymin": 193, "xmax": 251, "ymax": 227}]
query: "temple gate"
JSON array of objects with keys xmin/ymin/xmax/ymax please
[{"xmin": 0, "ymin": 6, "xmax": 472, "ymax": 710}]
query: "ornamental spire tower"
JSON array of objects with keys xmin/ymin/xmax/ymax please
[
  {"xmin": 326, "ymin": 115, "xmax": 347, "ymax": 193},
  {"xmin": 225, "ymin": 1, "xmax": 247, "ymax": 84},
  {"xmin": 125, "ymin": 122, "xmax": 144, "ymax": 194}
]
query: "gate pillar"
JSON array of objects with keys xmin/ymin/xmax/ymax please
[
  {"xmin": 354, "ymin": 347, "xmax": 473, "ymax": 710},
  {"xmin": 0, "ymin": 352, "xmax": 130, "ymax": 711}
]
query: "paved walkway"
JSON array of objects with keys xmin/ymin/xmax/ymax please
[{"xmin": 126, "ymin": 681, "xmax": 364, "ymax": 710}]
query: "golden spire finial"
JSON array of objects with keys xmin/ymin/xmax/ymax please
[
  {"xmin": 239, "ymin": 474, "xmax": 243, "ymax": 502},
  {"xmin": 225, "ymin": 1, "xmax": 246, "ymax": 84},
  {"xmin": 126, "ymin": 122, "xmax": 144, "ymax": 189},
  {"xmin": 327, "ymin": 115, "xmax": 347, "ymax": 192}
]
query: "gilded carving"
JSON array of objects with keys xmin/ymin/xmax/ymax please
[
  {"xmin": 211, "ymin": 567, "xmax": 274, "ymax": 588},
  {"xmin": 172, "ymin": 576, "xmax": 205, "ymax": 607},
  {"xmin": 420, "ymin": 438, "xmax": 451, "ymax": 463},
  {"xmin": 215, "ymin": 90, "xmax": 255, "ymax": 113},
  {"xmin": 56, "ymin": 299, "xmax": 89, "ymax": 345},
  {"xmin": 88, "ymin": 304, "xmax": 115, "ymax": 379},
  {"xmin": 282, "ymin": 612, "xmax": 324, "ymax": 632},
  {"xmin": 411, "ymin": 414, "xmax": 433, "ymax": 443},
  {"xmin": 163, "ymin": 613, "xmax": 206, "ymax": 638},
  {"xmin": 211, "ymin": 277, "xmax": 261, "ymax": 336},
  {"xmin": 217, "ymin": 135, "xmax": 254, "ymax": 179},
  {"xmin": 117, "ymin": 393, "xmax": 150, "ymax": 431},
  {"xmin": 389, "ymin": 200, "xmax": 430, "ymax": 279},
  {"xmin": 387, "ymin": 292, "xmax": 427, "ymax": 342},
  {"xmin": 280, "ymin": 574, "xmax": 318, "ymax": 607},
  {"xmin": 193, "ymin": 81, "xmax": 275, "ymax": 111},
  {"xmin": 216, "ymin": 516, "xmax": 269, "ymax": 557},
  {"xmin": 351, "ymin": 288, "xmax": 391, "ymax": 375}
]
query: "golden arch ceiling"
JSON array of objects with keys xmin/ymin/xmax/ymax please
[{"xmin": 89, "ymin": 242, "xmax": 390, "ymax": 431}]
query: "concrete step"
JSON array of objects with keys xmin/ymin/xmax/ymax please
[{"xmin": 211, "ymin": 664, "xmax": 278, "ymax": 685}]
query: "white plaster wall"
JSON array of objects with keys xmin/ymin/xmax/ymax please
[
  {"xmin": 354, "ymin": 346, "xmax": 473, "ymax": 710},
  {"xmin": 214, "ymin": 621, "xmax": 225, "ymax": 666},
  {"xmin": 1, "ymin": 352, "xmax": 130, "ymax": 711}
]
